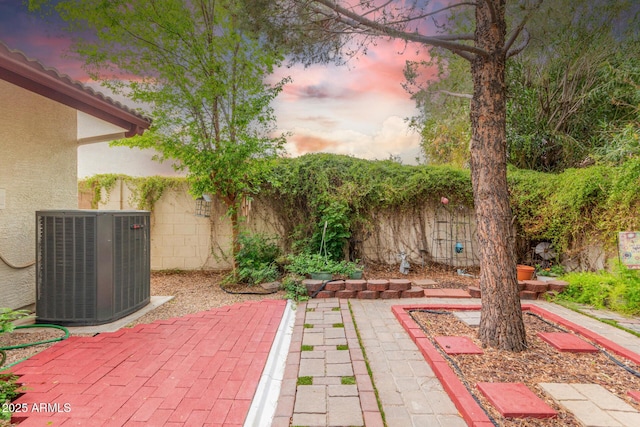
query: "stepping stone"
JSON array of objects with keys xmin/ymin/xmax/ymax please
[
  {"xmin": 519, "ymin": 290, "xmax": 538, "ymax": 300},
  {"xmin": 357, "ymin": 290, "xmax": 379, "ymax": 299},
  {"xmin": 547, "ymin": 280, "xmax": 569, "ymax": 292},
  {"xmin": 523, "ymin": 280, "xmax": 549, "ymax": 293},
  {"xmin": 628, "ymin": 390, "xmax": 640, "ymax": 403},
  {"xmin": 537, "ymin": 332, "xmax": 598, "ymax": 353},
  {"xmin": 303, "ymin": 279, "xmax": 324, "ymax": 293},
  {"xmin": 434, "ymin": 336, "xmax": 483, "ymax": 355},
  {"xmin": 412, "ymin": 278, "xmax": 438, "ymax": 287},
  {"xmin": 315, "ymin": 290, "xmax": 335, "ymax": 298},
  {"xmin": 260, "ymin": 281, "xmax": 281, "ymax": 291},
  {"xmin": 476, "ymin": 382, "xmax": 557, "ymax": 419},
  {"xmin": 453, "ymin": 311, "xmax": 481, "ymax": 327}
]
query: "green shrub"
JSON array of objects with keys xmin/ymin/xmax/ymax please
[
  {"xmin": 233, "ymin": 233, "xmax": 281, "ymax": 285},
  {"xmin": 282, "ymin": 275, "xmax": 308, "ymax": 301},
  {"xmin": 285, "ymin": 253, "xmax": 357, "ymax": 276},
  {"xmin": 0, "ymin": 373, "xmax": 22, "ymax": 420},
  {"xmin": 558, "ymin": 263, "xmax": 640, "ymax": 315}
]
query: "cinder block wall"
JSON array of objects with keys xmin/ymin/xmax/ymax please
[{"xmin": 81, "ymin": 178, "xmax": 481, "ymax": 271}]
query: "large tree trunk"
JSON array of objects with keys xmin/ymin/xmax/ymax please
[{"xmin": 470, "ymin": 0, "xmax": 527, "ymax": 351}]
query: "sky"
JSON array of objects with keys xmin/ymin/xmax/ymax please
[{"xmin": 0, "ymin": 1, "xmax": 435, "ymax": 177}]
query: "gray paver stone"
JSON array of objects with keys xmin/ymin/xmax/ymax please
[
  {"xmin": 325, "ymin": 350, "xmax": 351, "ymax": 364},
  {"xmin": 326, "ymin": 362, "xmax": 354, "ymax": 377},
  {"xmin": 560, "ymin": 400, "xmax": 622, "ymax": 427},
  {"xmin": 328, "ymin": 396, "xmax": 364, "ymax": 426},
  {"xmin": 609, "ymin": 410, "xmax": 640, "ymax": 426},
  {"xmin": 302, "ymin": 331, "xmax": 325, "ymax": 346},
  {"xmin": 299, "ymin": 358, "xmax": 325, "ymax": 377},
  {"xmin": 294, "ymin": 385, "xmax": 326, "ymax": 413},
  {"xmin": 327, "ymin": 384, "xmax": 359, "ymax": 397},
  {"xmin": 291, "ymin": 412, "xmax": 327, "ymax": 426},
  {"xmin": 573, "ymin": 384, "xmax": 637, "ymax": 412}
]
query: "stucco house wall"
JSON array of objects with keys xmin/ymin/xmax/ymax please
[
  {"xmin": 0, "ymin": 41, "xmax": 150, "ymax": 310},
  {"xmin": 0, "ymin": 80, "xmax": 78, "ymax": 309}
]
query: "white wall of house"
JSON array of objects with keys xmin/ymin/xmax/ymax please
[{"xmin": 0, "ymin": 80, "xmax": 78, "ymax": 309}]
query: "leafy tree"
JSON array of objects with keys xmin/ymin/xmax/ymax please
[
  {"xmin": 409, "ymin": 1, "xmax": 640, "ymax": 172},
  {"xmin": 506, "ymin": 1, "xmax": 640, "ymax": 171},
  {"xmin": 404, "ymin": 52, "xmax": 472, "ymax": 167},
  {"xmin": 30, "ymin": 0, "xmax": 290, "ymax": 264}
]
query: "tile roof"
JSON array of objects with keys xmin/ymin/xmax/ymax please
[{"xmin": 0, "ymin": 41, "xmax": 150, "ymax": 137}]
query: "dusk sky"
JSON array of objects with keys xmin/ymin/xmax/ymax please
[{"xmin": 0, "ymin": 1, "xmax": 435, "ymax": 176}]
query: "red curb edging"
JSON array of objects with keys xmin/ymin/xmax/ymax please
[{"xmin": 392, "ymin": 303, "xmax": 640, "ymax": 427}]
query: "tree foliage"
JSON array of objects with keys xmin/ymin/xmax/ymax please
[
  {"xmin": 31, "ymin": 0, "xmax": 290, "ymax": 260},
  {"xmin": 407, "ymin": 0, "xmax": 640, "ymax": 172}
]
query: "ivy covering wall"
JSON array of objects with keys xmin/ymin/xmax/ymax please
[{"xmin": 80, "ymin": 154, "xmax": 640, "ymax": 268}]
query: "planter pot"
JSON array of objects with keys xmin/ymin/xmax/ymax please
[
  {"xmin": 349, "ymin": 270, "xmax": 363, "ymax": 280},
  {"xmin": 516, "ymin": 265, "xmax": 535, "ymax": 281},
  {"xmin": 310, "ymin": 272, "xmax": 332, "ymax": 281}
]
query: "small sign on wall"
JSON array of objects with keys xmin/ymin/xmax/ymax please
[
  {"xmin": 0, "ymin": 189, "xmax": 5, "ymax": 209},
  {"xmin": 618, "ymin": 232, "xmax": 640, "ymax": 269}
]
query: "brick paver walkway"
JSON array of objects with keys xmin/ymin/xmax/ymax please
[
  {"xmin": 272, "ymin": 299, "xmax": 383, "ymax": 427},
  {"xmin": 8, "ymin": 300, "xmax": 286, "ymax": 427}
]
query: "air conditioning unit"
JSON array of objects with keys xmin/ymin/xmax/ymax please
[{"xmin": 36, "ymin": 210, "xmax": 150, "ymax": 326}]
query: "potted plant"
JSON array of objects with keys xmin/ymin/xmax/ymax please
[
  {"xmin": 285, "ymin": 253, "xmax": 340, "ymax": 280},
  {"xmin": 284, "ymin": 253, "xmax": 361, "ymax": 280}
]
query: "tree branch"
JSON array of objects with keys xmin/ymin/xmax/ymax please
[
  {"xmin": 436, "ymin": 90, "xmax": 473, "ymax": 99},
  {"xmin": 504, "ymin": 0, "xmax": 543, "ymax": 56},
  {"xmin": 506, "ymin": 28, "xmax": 529, "ymax": 58},
  {"xmin": 309, "ymin": 0, "xmax": 488, "ymax": 59},
  {"xmin": 390, "ymin": 2, "xmax": 477, "ymax": 25}
]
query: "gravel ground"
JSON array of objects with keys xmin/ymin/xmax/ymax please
[{"xmin": 1, "ymin": 265, "xmax": 472, "ymax": 369}]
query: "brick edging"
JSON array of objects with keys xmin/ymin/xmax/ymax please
[
  {"xmin": 392, "ymin": 303, "xmax": 640, "ymax": 427},
  {"xmin": 391, "ymin": 304, "xmax": 492, "ymax": 427}
]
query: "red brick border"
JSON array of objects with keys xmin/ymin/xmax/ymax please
[{"xmin": 392, "ymin": 303, "xmax": 640, "ymax": 427}]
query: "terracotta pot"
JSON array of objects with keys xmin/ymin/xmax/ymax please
[{"xmin": 516, "ymin": 265, "xmax": 535, "ymax": 281}]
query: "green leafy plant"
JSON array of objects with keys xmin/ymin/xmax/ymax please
[
  {"xmin": 285, "ymin": 253, "xmax": 357, "ymax": 277},
  {"xmin": 231, "ymin": 233, "xmax": 281, "ymax": 285},
  {"xmin": 0, "ymin": 308, "xmax": 30, "ymax": 420},
  {"xmin": 312, "ymin": 202, "xmax": 352, "ymax": 261},
  {"xmin": 282, "ymin": 275, "xmax": 309, "ymax": 302},
  {"xmin": 0, "ymin": 373, "xmax": 22, "ymax": 420},
  {"xmin": 557, "ymin": 262, "xmax": 640, "ymax": 315},
  {"xmin": 535, "ymin": 263, "xmax": 565, "ymax": 277},
  {"xmin": 1, "ymin": 308, "xmax": 31, "ymax": 334}
]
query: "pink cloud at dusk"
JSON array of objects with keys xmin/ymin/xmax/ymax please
[{"xmin": 1, "ymin": 1, "xmax": 435, "ymax": 176}]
